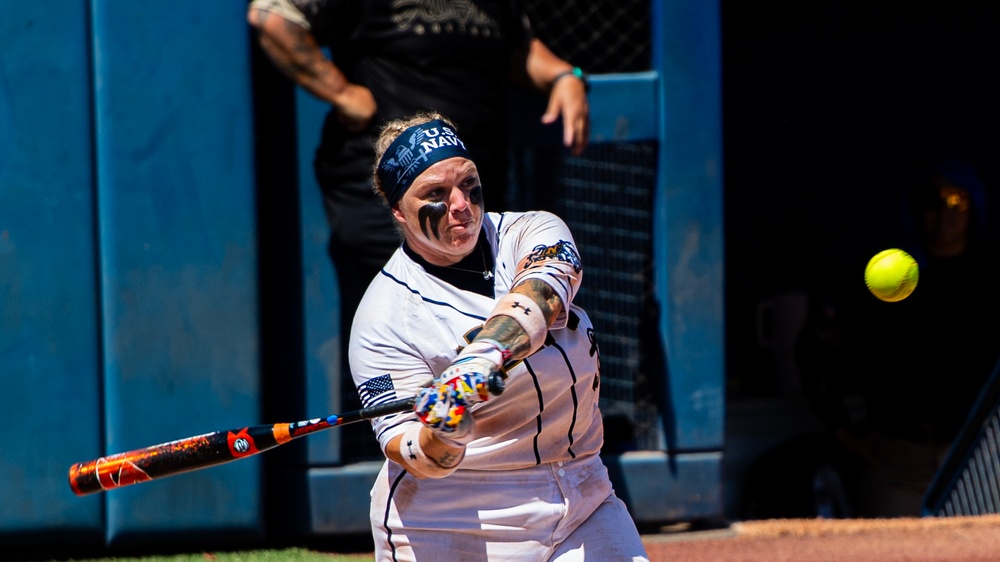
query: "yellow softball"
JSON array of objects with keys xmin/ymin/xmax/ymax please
[{"xmin": 864, "ymin": 249, "xmax": 919, "ymax": 302}]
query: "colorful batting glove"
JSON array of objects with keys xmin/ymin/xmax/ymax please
[
  {"xmin": 437, "ymin": 339, "xmax": 511, "ymax": 404},
  {"xmin": 414, "ymin": 378, "xmax": 476, "ymax": 445},
  {"xmin": 413, "ymin": 339, "xmax": 510, "ymax": 444}
]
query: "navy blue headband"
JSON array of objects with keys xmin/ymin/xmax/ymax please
[{"xmin": 376, "ymin": 119, "xmax": 472, "ymax": 205}]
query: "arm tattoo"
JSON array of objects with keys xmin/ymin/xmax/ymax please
[
  {"xmin": 435, "ymin": 450, "xmax": 462, "ymax": 468},
  {"xmin": 480, "ymin": 278, "xmax": 562, "ymax": 359}
]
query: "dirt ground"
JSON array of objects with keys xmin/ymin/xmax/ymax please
[{"xmin": 642, "ymin": 515, "xmax": 1000, "ymax": 562}]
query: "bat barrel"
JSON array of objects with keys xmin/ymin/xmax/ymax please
[
  {"xmin": 68, "ymin": 460, "xmax": 108, "ymax": 496},
  {"xmin": 66, "ymin": 396, "xmax": 419, "ymax": 495},
  {"xmin": 67, "ymin": 426, "xmax": 283, "ymax": 495}
]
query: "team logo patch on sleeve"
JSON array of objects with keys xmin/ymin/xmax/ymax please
[
  {"xmin": 526, "ymin": 240, "xmax": 582, "ymax": 272},
  {"xmin": 358, "ymin": 374, "xmax": 397, "ymax": 408}
]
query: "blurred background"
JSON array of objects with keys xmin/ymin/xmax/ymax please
[{"xmin": 1, "ymin": 0, "xmax": 998, "ymax": 558}]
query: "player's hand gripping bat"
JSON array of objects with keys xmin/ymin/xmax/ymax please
[{"xmin": 68, "ymin": 373, "xmax": 505, "ymax": 495}]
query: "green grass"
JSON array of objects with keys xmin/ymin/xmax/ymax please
[{"xmin": 65, "ymin": 548, "xmax": 373, "ymax": 562}]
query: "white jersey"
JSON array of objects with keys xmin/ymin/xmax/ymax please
[{"xmin": 349, "ymin": 211, "xmax": 604, "ymax": 471}]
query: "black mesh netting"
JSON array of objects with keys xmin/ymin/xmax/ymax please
[
  {"xmin": 524, "ymin": 0, "xmax": 652, "ymax": 73},
  {"xmin": 512, "ymin": 143, "xmax": 663, "ymax": 452}
]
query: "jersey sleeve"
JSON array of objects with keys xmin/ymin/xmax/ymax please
[
  {"xmin": 349, "ymin": 291, "xmax": 434, "ymax": 453},
  {"xmin": 502, "ymin": 211, "xmax": 584, "ymax": 330}
]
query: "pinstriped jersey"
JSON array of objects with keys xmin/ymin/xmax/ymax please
[{"xmin": 349, "ymin": 211, "xmax": 604, "ymax": 470}]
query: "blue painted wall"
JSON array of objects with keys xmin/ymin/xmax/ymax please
[
  {"xmin": 91, "ymin": 0, "xmax": 262, "ymax": 543},
  {"xmin": 295, "ymin": 88, "xmax": 344, "ymax": 466},
  {"xmin": 653, "ymin": 0, "xmax": 725, "ymax": 451},
  {"xmin": 0, "ymin": 0, "xmax": 102, "ymax": 542},
  {"xmin": 1, "ymin": 0, "xmax": 263, "ymax": 548}
]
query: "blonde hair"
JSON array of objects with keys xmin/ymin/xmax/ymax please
[{"xmin": 371, "ymin": 111, "xmax": 459, "ymax": 205}]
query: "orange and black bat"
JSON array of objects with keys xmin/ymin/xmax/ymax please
[
  {"xmin": 68, "ymin": 372, "xmax": 505, "ymax": 495},
  {"xmin": 67, "ymin": 396, "xmax": 416, "ymax": 495}
]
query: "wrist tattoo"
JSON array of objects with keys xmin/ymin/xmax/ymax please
[
  {"xmin": 435, "ymin": 450, "xmax": 462, "ymax": 468},
  {"xmin": 398, "ymin": 424, "xmax": 462, "ymax": 478}
]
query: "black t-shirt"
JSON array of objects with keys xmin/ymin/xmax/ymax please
[{"xmin": 304, "ymin": 0, "xmax": 532, "ymax": 206}]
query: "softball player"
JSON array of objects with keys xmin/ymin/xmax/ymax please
[{"xmin": 350, "ymin": 112, "xmax": 648, "ymax": 561}]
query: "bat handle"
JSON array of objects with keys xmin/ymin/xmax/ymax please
[{"xmin": 488, "ymin": 371, "xmax": 506, "ymax": 396}]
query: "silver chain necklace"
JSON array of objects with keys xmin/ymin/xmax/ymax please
[{"xmin": 445, "ymin": 244, "xmax": 494, "ymax": 280}]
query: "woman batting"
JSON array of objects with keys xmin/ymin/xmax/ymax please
[{"xmin": 350, "ymin": 112, "xmax": 648, "ymax": 561}]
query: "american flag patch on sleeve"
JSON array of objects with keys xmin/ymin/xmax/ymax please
[{"xmin": 358, "ymin": 373, "xmax": 397, "ymax": 408}]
